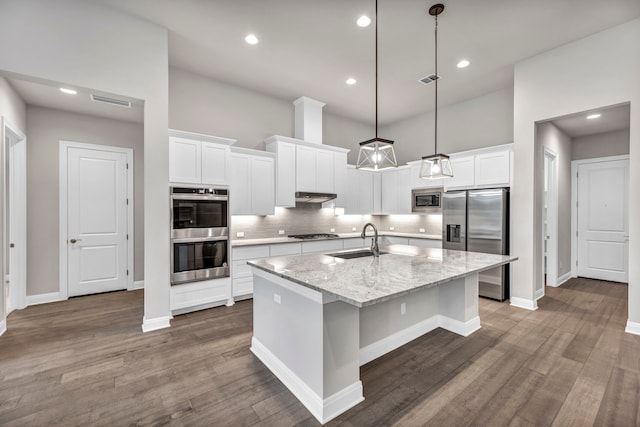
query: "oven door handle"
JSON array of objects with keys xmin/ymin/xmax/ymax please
[
  {"xmin": 171, "ymin": 194, "xmax": 229, "ymax": 202},
  {"xmin": 171, "ymin": 236, "xmax": 228, "ymax": 244}
]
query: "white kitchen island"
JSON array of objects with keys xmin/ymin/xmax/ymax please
[{"xmin": 247, "ymin": 244, "xmax": 517, "ymax": 424}]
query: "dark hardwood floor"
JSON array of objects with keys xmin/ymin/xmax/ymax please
[{"xmin": 1, "ymin": 278, "xmax": 639, "ymax": 426}]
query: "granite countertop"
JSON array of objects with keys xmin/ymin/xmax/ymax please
[
  {"xmin": 248, "ymin": 244, "xmax": 518, "ymax": 308},
  {"xmin": 232, "ymin": 232, "xmax": 442, "ymax": 247}
]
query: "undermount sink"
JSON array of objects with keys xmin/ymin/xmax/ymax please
[{"xmin": 327, "ymin": 250, "xmax": 389, "ymax": 259}]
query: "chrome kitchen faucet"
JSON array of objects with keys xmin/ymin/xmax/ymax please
[{"xmin": 361, "ymin": 223, "xmax": 380, "ymax": 257}]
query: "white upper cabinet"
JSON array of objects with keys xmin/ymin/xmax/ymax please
[
  {"xmin": 265, "ymin": 135, "xmax": 349, "ymax": 207},
  {"xmin": 169, "ymin": 130, "xmax": 235, "ymax": 185},
  {"xmin": 344, "ymin": 166, "xmax": 374, "ymax": 215},
  {"xmin": 230, "ymin": 148, "xmax": 275, "ymax": 216},
  {"xmin": 474, "ymin": 150, "xmax": 511, "ymax": 187},
  {"xmin": 265, "ymin": 138, "xmax": 296, "ymax": 207},
  {"xmin": 444, "ymin": 144, "xmax": 513, "ymax": 191},
  {"xmin": 380, "ymin": 166, "xmax": 412, "ymax": 214}
]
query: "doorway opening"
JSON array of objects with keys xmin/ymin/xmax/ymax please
[{"xmin": 543, "ymin": 148, "xmax": 557, "ymax": 296}]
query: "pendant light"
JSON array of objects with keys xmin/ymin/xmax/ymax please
[
  {"xmin": 356, "ymin": 0, "xmax": 398, "ymax": 171},
  {"xmin": 419, "ymin": 3, "xmax": 453, "ymax": 179}
]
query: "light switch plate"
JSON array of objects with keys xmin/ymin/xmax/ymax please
[
  {"xmin": 419, "ymin": 228, "xmax": 425, "ymax": 233},
  {"xmin": 236, "ymin": 231, "xmax": 245, "ymax": 238},
  {"xmin": 351, "ymin": 227, "xmax": 356, "ymax": 231},
  {"xmin": 330, "ymin": 228, "xmax": 335, "ymax": 232}
]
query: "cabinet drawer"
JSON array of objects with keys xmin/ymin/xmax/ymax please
[
  {"xmin": 270, "ymin": 242, "xmax": 302, "ymax": 257},
  {"xmin": 408, "ymin": 238, "xmax": 442, "ymax": 249},
  {"xmin": 233, "ymin": 277, "xmax": 253, "ymax": 297},
  {"xmin": 232, "ymin": 260, "xmax": 253, "ymax": 278},
  {"xmin": 302, "ymin": 239, "xmax": 344, "ymax": 254},
  {"xmin": 232, "ymin": 245, "xmax": 270, "ymax": 260}
]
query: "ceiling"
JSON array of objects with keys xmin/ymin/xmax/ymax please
[
  {"xmin": 6, "ymin": 0, "xmax": 640, "ymax": 130},
  {"xmin": 551, "ymin": 104, "xmax": 630, "ymax": 138}
]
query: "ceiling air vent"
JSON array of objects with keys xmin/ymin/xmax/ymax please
[
  {"xmin": 419, "ymin": 74, "xmax": 440, "ymax": 85},
  {"xmin": 90, "ymin": 94, "xmax": 131, "ymax": 108}
]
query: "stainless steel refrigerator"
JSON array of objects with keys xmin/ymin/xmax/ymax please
[{"xmin": 442, "ymin": 188, "xmax": 510, "ymax": 301}]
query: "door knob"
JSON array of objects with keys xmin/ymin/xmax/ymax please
[{"xmin": 70, "ymin": 238, "xmax": 82, "ymax": 244}]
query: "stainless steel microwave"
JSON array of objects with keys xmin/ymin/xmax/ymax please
[{"xmin": 411, "ymin": 188, "xmax": 443, "ymax": 213}]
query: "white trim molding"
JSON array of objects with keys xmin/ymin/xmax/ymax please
[
  {"xmin": 510, "ymin": 296, "xmax": 538, "ymax": 311},
  {"xmin": 130, "ymin": 280, "xmax": 144, "ymax": 291},
  {"xmin": 555, "ymin": 272, "xmax": 573, "ymax": 287},
  {"xmin": 625, "ymin": 320, "xmax": 640, "ymax": 336},
  {"xmin": 0, "ymin": 318, "xmax": 6, "ymax": 336},
  {"xmin": 26, "ymin": 292, "xmax": 63, "ymax": 306},
  {"xmin": 141, "ymin": 315, "xmax": 171, "ymax": 333},
  {"xmin": 535, "ymin": 288, "xmax": 544, "ymax": 300},
  {"xmin": 251, "ymin": 337, "xmax": 364, "ymax": 425},
  {"xmin": 438, "ymin": 315, "xmax": 481, "ymax": 337}
]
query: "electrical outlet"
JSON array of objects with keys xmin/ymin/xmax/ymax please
[
  {"xmin": 400, "ymin": 302, "xmax": 406, "ymax": 315},
  {"xmin": 351, "ymin": 227, "xmax": 357, "ymax": 232},
  {"xmin": 274, "ymin": 293, "xmax": 281, "ymax": 304},
  {"xmin": 419, "ymin": 228, "xmax": 425, "ymax": 233},
  {"xmin": 278, "ymin": 230, "xmax": 285, "ymax": 235},
  {"xmin": 389, "ymin": 226, "xmax": 395, "ymax": 231},
  {"xmin": 330, "ymin": 228, "xmax": 335, "ymax": 232},
  {"xmin": 236, "ymin": 231, "xmax": 245, "ymax": 238}
]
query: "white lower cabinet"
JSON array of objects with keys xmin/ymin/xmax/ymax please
[
  {"xmin": 232, "ymin": 245, "xmax": 270, "ymax": 299},
  {"xmin": 380, "ymin": 236, "xmax": 409, "ymax": 245},
  {"xmin": 301, "ymin": 239, "xmax": 344, "ymax": 254},
  {"xmin": 170, "ymin": 278, "xmax": 232, "ymax": 315},
  {"xmin": 342, "ymin": 237, "xmax": 367, "ymax": 249}
]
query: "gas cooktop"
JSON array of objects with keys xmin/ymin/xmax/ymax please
[{"xmin": 288, "ymin": 233, "xmax": 340, "ymax": 240}]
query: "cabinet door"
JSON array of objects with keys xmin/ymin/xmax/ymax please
[
  {"xmin": 445, "ymin": 155, "xmax": 475, "ymax": 191},
  {"xmin": 475, "ymin": 150, "xmax": 511, "ymax": 187},
  {"xmin": 251, "ymin": 156, "xmax": 275, "ymax": 215},
  {"xmin": 230, "ymin": 153, "xmax": 252, "ymax": 215},
  {"xmin": 344, "ymin": 167, "xmax": 359, "ymax": 214},
  {"xmin": 358, "ymin": 170, "xmax": 374, "ymax": 214},
  {"xmin": 296, "ymin": 145, "xmax": 316, "ymax": 192},
  {"xmin": 271, "ymin": 142, "xmax": 296, "ymax": 207},
  {"xmin": 408, "ymin": 238, "xmax": 442, "ymax": 248},
  {"xmin": 201, "ymin": 141, "xmax": 230, "ymax": 185},
  {"xmin": 381, "ymin": 170, "xmax": 399, "ymax": 214},
  {"xmin": 315, "ymin": 149, "xmax": 335, "ymax": 193},
  {"xmin": 410, "ymin": 163, "xmax": 444, "ymax": 189},
  {"xmin": 332, "ymin": 152, "xmax": 347, "ymax": 207},
  {"xmin": 169, "ymin": 137, "xmax": 201, "ymax": 184},
  {"xmin": 397, "ymin": 167, "xmax": 412, "ymax": 214}
]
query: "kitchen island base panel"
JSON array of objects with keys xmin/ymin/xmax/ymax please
[
  {"xmin": 250, "ymin": 267, "xmax": 483, "ymax": 424},
  {"xmin": 251, "ymin": 271, "xmax": 364, "ymax": 424}
]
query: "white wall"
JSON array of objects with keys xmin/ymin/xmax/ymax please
[
  {"xmin": 0, "ymin": 77, "xmax": 26, "ymax": 132},
  {"xmin": 572, "ymin": 128, "xmax": 630, "ymax": 160},
  {"xmin": 537, "ymin": 122, "xmax": 572, "ymax": 279},
  {"xmin": 169, "ymin": 66, "xmax": 371, "ymax": 160},
  {"xmin": 0, "ymin": 0, "xmax": 170, "ymax": 329},
  {"xmin": 25, "ymin": 106, "xmax": 144, "ymax": 295},
  {"xmin": 512, "ymin": 18, "xmax": 640, "ymax": 327},
  {"xmin": 379, "ymin": 87, "xmax": 514, "ymax": 164}
]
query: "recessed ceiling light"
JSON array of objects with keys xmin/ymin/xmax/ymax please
[
  {"xmin": 245, "ymin": 34, "xmax": 259, "ymax": 45},
  {"xmin": 457, "ymin": 59, "xmax": 470, "ymax": 68},
  {"xmin": 60, "ymin": 87, "xmax": 77, "ymax": 95},
  {"xmin": 586, "ymin": 113, "xmax": 601, "ymax": 119},
  {"xmin": 357, "ymin": 15, "xmax": 371, "ymax": 27},
  {"xmin": 346, "ymin": 78, "xmax": 357, "ymax": 85}
]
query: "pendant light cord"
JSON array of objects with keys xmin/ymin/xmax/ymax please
[
  {"xmin": 434, "ymin": 12, "xmax": 438, "ymax": 155},
  {"xmin": 375, "ymin": 0, "xmax": 379, "ymax": 139}
]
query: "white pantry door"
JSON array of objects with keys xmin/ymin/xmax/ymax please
[
  {"xmin": 577, "ymin": 159, "xmax": 629, "ymax": 282},
  {"xmin": 66, "ymin": 147, "xmax": 128, "ymax": 297}
]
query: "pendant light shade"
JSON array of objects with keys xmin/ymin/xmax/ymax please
[
  {"xmin": 356, "ymin": 0, "xmax": 398, "ymax": 171},
  {"xmin": 419, "ymin": 3, "xmax": 453, "ymax": 180},
  {"xmin": 357, "ymin": 137, "xmax": 398, "ymax": 171}
]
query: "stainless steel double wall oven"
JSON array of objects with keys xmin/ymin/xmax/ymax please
[{"xmin": 170, "ymin": 186, "xmax": 229, "ymax": 285}]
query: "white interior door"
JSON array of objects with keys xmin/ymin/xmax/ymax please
[
  {"xmin": 577, "ymin": 159, "xmax": 629, "ymax": 282},
  {"xmin": 8, "ymin": 131, "xmax": 26, "ymax": 312},
  {"xmin": 67, "ymin": 147, "xmax": 128, "ymax": 297}
]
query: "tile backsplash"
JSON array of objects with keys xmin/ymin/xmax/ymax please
[{"xmin": 231, "ymin": 205, "xmax": 442, "ymax": 239}]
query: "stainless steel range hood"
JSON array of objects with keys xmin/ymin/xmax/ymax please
[{"xmin": 295, "ymin": 191, "xmax": 337, "ymax": 204}]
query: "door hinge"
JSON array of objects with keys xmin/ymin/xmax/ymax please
[
  {"xmin": 126, "ymin": 234, "xmax": 129, "ymax": 240},
  {"xmin": 126, "ymin": 198, "xmax": 129, "ymax": 206},
  {"xmin": 126, "ymin": 163, "xmax": 129, "ymax": 170},
  {"xmin": 126, "ymin": 269, "xmax": 129, "ymax": 276}
]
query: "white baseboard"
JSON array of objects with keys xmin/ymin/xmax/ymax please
[
  {"xmin": 360, "ymin": 315, "xmax": 439, "ymax": 366},
  {"xmin": 129, "ymin": 280, "xmax": 144, "ymax": 291},
  {"xmin": 510, "ymin": 296, "xmax": 538, "ymax": 311},
  {"xmin": 556, "ymin": 272, "xmax": 572, "ymax": 287},
  {"xmin": 26, "ymin": 292, "xmax": 63, "ymax": 306},
  {"xmin": 141, "ymin": 315, "xmax": 171, "ymax": 333},
  {"xmin": 439, "ymin": 315, "xmax": 481, "ymax": 337},
  {"xmin": 625, "ymin": 320, "xmax": 640, "ymax": 336},
  {"xmin": 535, "ymin": 287, "xmax": 544, "ymax": 300},
  {"xmin": 251, "ymin": 337, "xmax": 364, "ymax": 424},
  {"xmin": 0, "ymin": 318, "xmax": 6, "ymax": 336}
]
